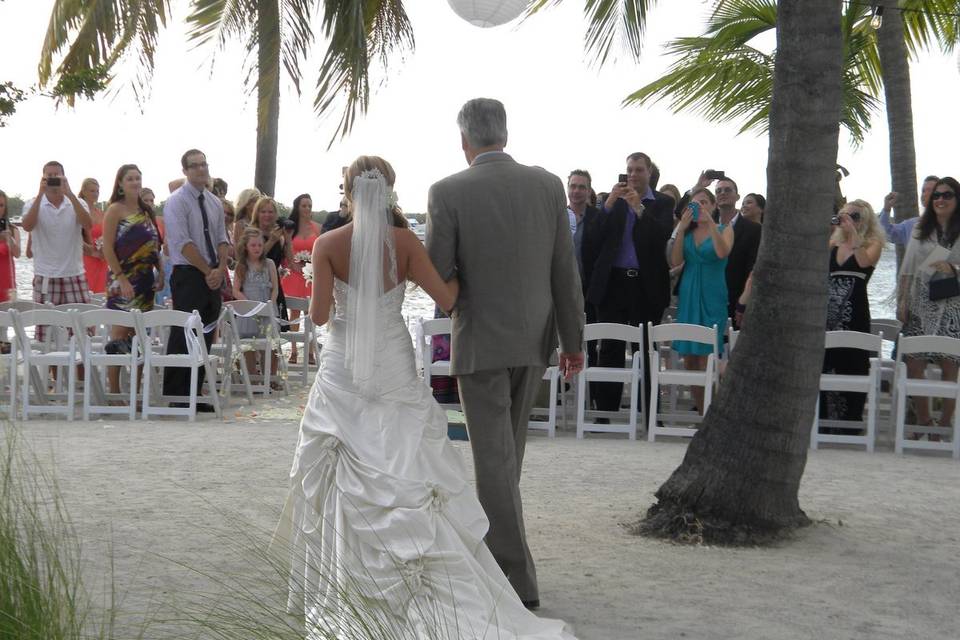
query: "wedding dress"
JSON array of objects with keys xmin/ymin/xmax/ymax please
[{"xmin": 272, "ymin": 169, "xmax": 575, "ymax": 639}]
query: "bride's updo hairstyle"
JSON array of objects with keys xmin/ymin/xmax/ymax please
[{"xmin": 344, "ymin": 155, "xmax": 408, "ymax": 229}]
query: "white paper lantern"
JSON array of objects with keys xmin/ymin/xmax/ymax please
[{"xmin": 446, "ymin": 0, "xmax": 529, "ymax": 28}]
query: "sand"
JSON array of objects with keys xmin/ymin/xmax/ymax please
[{"xmin": 8, "ymin": 392, "xmax": 960, "ymax": 640}]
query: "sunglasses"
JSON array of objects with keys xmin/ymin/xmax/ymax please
[
  {"xmin": 841, "ymin": 211, "xmax": 862, "ymax": 222},
  {"xmin": 932, "ymin": 191, "xmax": 956, "ymax": 201}
]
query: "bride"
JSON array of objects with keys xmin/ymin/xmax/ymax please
[{"xmin": 273, "ymin": 156, "xmax": 576, "ymax": 639}]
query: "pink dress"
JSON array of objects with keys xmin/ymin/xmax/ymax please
[
  {"xmin": 282, "ymin": 224, "xmax": 318, "ymax": 298},
  {"xmin": 0, "ymin": 238, "xmax": 15, "ymax": 302}
]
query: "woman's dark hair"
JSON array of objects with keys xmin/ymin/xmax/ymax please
[
  {"xmin": 915, "ymin": 177, "xmax": 960, "ymax": 245},
  {"xmin": 109, "ymin": 164, "xmax": 162, "ymax": 244},
  {"xmin": 746, "ymin": 193, "xmax": 766, "ymax": 210},
  {"xmin": 290, "ymin": 193, "xmax": 312, "ymax": 237}
]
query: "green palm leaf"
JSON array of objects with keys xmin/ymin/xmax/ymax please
[
  {"xmin": 527, "ymin": 0, "xmax": 657, "ymax": 65},
  {"xmin": 624, "ymin": 0, "xmax": 884, "ymax": 145}
]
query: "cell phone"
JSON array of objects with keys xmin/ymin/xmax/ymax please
[
  {"xmin": 0, "ymin": 217, "xmax": 7, "ymax": 232},
  {"xmin": 46, "ymin": 177, "xmax": 62, "ymax": 187},
  {"xmin": 689, "ymin": 202, "xmax": 700, "ymax": 221},
  {"xmin": 618, "ymin": 173, "xmax": 628, "ymax": 184},
  {"xmin": 703, "ymin": 170, "xmax": 725, "ymax": 181}
]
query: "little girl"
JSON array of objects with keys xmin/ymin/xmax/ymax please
[{"xmin": 233, "ymin": 227, "xmax": 279, "ymax": 383}]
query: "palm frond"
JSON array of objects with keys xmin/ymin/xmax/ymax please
[
  {"xmin": 527, "ymin": 0, "xmax": 656, "ymax": 66},
  {"xmin": 39, "ymin": 0, "xmax": 171, "ymax": 104},
  {"xmin": 899, "ymin": 0, "xmax": 960, "ymax": 55},
  {"xmin": 624, "ymin": 0, "xmax": 880, "ymax": 145},
  {"xmin": 313, "ymin": 0, "xmax": 414, "ymax": 146}
]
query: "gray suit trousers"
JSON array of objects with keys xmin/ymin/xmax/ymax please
[{"xmin": 457, "ymin": 365, "xmax": 546, "ymax": 602}]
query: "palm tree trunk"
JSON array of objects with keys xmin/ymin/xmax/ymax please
[
  {"xmin": 634, "ymin": 0, "xmax": 843, "ymax": 543},
  {"xmin": 255, "ymin": 0, "xmax": 281, "ymax": 197},
  {"xmin": 877, "ymin": 0, "xmax": 918, "ymax": 267}
]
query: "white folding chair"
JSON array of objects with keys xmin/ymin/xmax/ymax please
[
  {"xmin": 812, "ymin": 330, "xmax": 883, "ymax": 452},
  {"xmin": 647, "ymin": 322, "xmax": 719, "ymax": 441},
  {"xmin": 284, "ymin": 296, "xmax": 319, "ymax": 385},
  {"xmin": 575, "ymin": 323, "xmax": 645, "ymax": 440},
  {"xmin": 0, "ymin": 310, "xmax": 19, "ymax": 419},
  {"xmin": 76, "ymin": 309, "xmax": 142, "ymax": 420},
  {"xmin": 415, "ymin": 317, "xmax": 460, "ymax": 411},
  {"xmin": 137, "ymin": 310, "xmax": 224, "ymax": 421},
  {"xmin": 11, "ymin": 308, "xmax": 81, "ymax": 420},
  {"xmin": 208, "ymin": 306, "xmax": 254, "ymax": 405},
  {"xmin": 225, "ymin": 300, "xmax": 290, "ymax": 397},
  {"xmin": 527, "ymin": 354, "xmax": 566, "ymax": 438},
  {"xmin": 893, "ymin": 335, "xmax": 960, "ymax": 459},
  {"xmin": 870, "ymin": 318, "xmax": 901, "ymax": 435}
]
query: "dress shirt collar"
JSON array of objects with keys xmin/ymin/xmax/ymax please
[
  {"xmin": 471, "ymin": 150, "xmax": 510, "ymax": 165},
  {"xmin": 182, "ymin": 181, "xmax": 207, "ymax": 201},
  {"xmin": 640, "ymin": 186, "xmax": 655, "ymax": 201}
]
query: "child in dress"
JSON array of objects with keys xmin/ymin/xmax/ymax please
[{"xmin": 233, "ymin": 227, "xmax": 279, "ymax": 383}]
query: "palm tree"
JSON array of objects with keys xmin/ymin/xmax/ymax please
[
  {"xmin": 627, "ymin": 0, "xmax": 958, "ymax": 246},
  {"xmin": 634, "ymin": 0, "xmax": 844, "ymax": 542}
]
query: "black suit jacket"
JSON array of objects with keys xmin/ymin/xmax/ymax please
[
  {"xmin": 582, "ymin": 191, "xmax": 675, "ymax": 317},
  {"xmin": 725, "ymin": 214, "xmax": 761, "ymax": 317},
  {"xmin": 577, "ymin": 204, "xmax": 601, "ymax": 294}
]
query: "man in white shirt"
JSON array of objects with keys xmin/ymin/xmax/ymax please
[{"xmin": 21, "ymin": 161, "xmax": 92, "ymax": 339}]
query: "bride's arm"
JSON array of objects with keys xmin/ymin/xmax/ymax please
[
  {"xmin": 309, "ymin": 238, "xmax": 335, "ymax": 327},
  {"xmin": 405, "ymin": 230, "xmax": 458, "ymax": 313}
]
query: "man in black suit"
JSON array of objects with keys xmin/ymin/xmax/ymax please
[
  {"xmin": 568, "ymin": 170, "xmax": 601, "ymax": 370},
  {"xmin": 582, "ymin": 152, "xmax": 675, "ymax": 413},
  {"xmin": 712, "ymin": 177, "xmax": 761, "ymax": 328}
]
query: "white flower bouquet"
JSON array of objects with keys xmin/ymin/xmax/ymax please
[
  {"xmin": 302, "ymin": 262, "xmax": 314, "ymax": 284},
  {"xmin": 294, "ymin": 250, "xmax": 311, "ymax": 265}
]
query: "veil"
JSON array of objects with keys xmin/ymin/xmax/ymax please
[{"xmin": 344, "ymin": 168, "xmax": 398, "ymax": 395}]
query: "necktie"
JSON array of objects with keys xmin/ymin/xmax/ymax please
[{"xmin": 197, "ymin": 193, "xmax": 219, "ymax": 268}]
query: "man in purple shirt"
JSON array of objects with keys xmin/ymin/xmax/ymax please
[{"xmin": 581, "ymin": 151, "xmax": 675, "ymax": 414}]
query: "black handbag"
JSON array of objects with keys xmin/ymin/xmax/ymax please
[{"xmin": 929, "ymin": 265, "xmax": 960, "ymax": 301}]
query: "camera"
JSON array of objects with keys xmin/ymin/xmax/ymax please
[
  {"xmin": 46, "ymin": 177, "xmax": 61, "ymax": 187},
  {"xmin": 278, "ymin": 218, "xmax": 296, "ymax": 231},
  {"xmin": 0, "ymin": 217, "xmax": 7, "ymax": 232},
  {"xmin": 830, "ymin": 215, "xmax": 841, "ymax": 225},
  {"xmin": 618, "ymin": 173, "xmax": 628, "ymax": 184},
  {"xmin": 704, "ymin": 169, "xmax": 725, "ymax": 181}
]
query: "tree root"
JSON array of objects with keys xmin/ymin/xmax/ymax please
[{"xmin": 622, "ymin": 499, "xmax": 811, "ymax": 546}]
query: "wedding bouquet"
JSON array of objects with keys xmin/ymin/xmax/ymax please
[
  {"xmin": 293, "ymin": 250, "xmax": 311, "ymax": 265},
  {"xmin": 278, "ymin": 266, "xmax": 291, "ymax": 279},
  {"xmin": 302, "ymin": 262, "xmax": 314, "ymax": 285},
  {"xmin": 94, "ymin": 238, "xmax": 103, "ymax": 251}
]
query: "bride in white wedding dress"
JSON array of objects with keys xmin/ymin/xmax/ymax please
[{"xmin": 273, "ymin": 156, "xmax": 576, "ymax": 639}]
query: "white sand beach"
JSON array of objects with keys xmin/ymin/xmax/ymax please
[{"xmin": 9, "ymin": 386, "xmax": 960, "ymax": 640}]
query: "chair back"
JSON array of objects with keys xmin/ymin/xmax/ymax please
[
  {"xmin": 648, "ymin": 322, "xmax": 718, "ymax": 351},
  {"xmin": 896, "ymin": 334, "xmax": 960, "ymax": 364},
  {"xmin": 54, "ymin": 303, "xmax": 102, "ymax": 313},
  {"xmin": 824, "ymin": 330, "xmax": 883, "ymax": 354},
  {"xmin": 0, "ymin": 300, "xmax": 50, "ymax": 312},
  {"xmin": 135, "ymin": 309, "xmax": 205, "ymax": 358},
  {"xmin": 420, "ymin": 317, "xmax": 451, "ymax": 338},
  {"xmin": 583, "ymin": 322, "xmax": 644, "ymax": 345},
  {"xmin": 870, "ymin": 318, "xmax": 902, "ymax": 343},
  {"xmin": 285, "ymin": 296, "xmax": 309, "ymax": 313}
]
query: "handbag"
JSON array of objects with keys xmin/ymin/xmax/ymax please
[{"xmin": 929, "ymin": 265, "xmax": 960, "ymax": 301}]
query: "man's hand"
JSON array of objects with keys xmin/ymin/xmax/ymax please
[
  {"xmin": 693, "ymin": 171, "xmax": 713, "ymax": 193},
  {"xmin": 559, "ymin": 352, "xmax": 585, "ymax": 380},
  {"xmin": 37, "ymin": 176, "xmax": 47, "ymax": 196},
  {"xmin": 883, "ymin": 192, "xmax": 898, "ymax": 211},
  {"xmin": 205, "ymin": 267, "xmax": 224, "ymax": 290},
  {"xmin": 623, "ymin": 188, "xmax": 643, "ymax": 213},
  {"xmin": 604, "ymin": 183, "xmax": 630, "ymax": 210},
  {"xmin": 61, "ymin": 176, "xmax": 75, "ymax": 198}
]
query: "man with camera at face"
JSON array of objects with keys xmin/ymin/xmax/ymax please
[
  {"xmin": 21, "ymin": 161, "xmax": 93, "ymax": 326},
  {"xmin": 581, "ymin": 152, "xmax": 675, "ymax": 415}
]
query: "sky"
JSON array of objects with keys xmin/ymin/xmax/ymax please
[{"xmin": 0, "ymin": 0, "xmax": 958, "ymax": 214}]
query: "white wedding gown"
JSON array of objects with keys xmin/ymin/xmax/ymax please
[{"xmin": 274, "ymin": 278, "xmax": 576, "ymax": 639}]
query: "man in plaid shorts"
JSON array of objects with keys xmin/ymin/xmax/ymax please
[{"xmin": 22, "ymin": 161, "xmax": 93, "ymax": 340}]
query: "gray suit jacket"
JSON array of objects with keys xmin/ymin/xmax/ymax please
[{"xmin": 427, "ymin": 152, "xmax": 585, "ymax": 376}]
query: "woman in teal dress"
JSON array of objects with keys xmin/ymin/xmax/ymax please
[{"xmin": 670, "ymin": 188, "xmax": 734, "ymax": 413}]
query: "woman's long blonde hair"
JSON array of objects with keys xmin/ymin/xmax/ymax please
[
  {"xmin": 234, "ymin": 226, "xmax": 264, "ymax": 290},
  {"xmin": 235, "ymin": 188, "xmax": 262, "ymax": 224},
  {"xmin": 249, "ymin": 196, "xmax": 280, "ymax": 230},
  {"xmin": 831, "ymin": 199, "xmax": 886, "ymax": 247},
  {"xmin": 343, "ymin": 155, "xmax": 407, "ymax": 228}
]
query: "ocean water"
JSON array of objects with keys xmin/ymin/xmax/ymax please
[{"xmin": 13, "ymin": 242, "xmax": 900, "ymax": 324}]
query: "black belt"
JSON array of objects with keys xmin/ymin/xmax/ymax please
[{"xmin": 613, "ymin": 268, "xmax": 641, "ymax": 278}]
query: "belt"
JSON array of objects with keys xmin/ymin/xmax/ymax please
[{"xmin": 613, "ymin": 268, "xmax": 641, "ymax": 278}]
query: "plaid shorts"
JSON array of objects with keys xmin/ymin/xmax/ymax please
[{"xmin": 32, "ymin": 274, "xmax": 91, "ymax": 341}]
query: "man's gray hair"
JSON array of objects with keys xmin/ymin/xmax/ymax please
[{"xmin": 457, "ymin": 98, "xmax": 508, "ymax": 148}]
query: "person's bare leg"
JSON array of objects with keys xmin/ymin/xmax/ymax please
[
  {"xmin": 684, "ymin": 354, "xmax": 707, "ymax": 414},
  {"xmin": 107, "ymin": 326, "xmax": 134, "ymax": 402},
  {"xmin": 938, "ymin": 359, "xmax": 958, "ymax": 433},
  {"xmin": 906, "ymin": 356, "xmax": 931, "ymax": 426},
  {"xmin": 288, "ymin": 309, "xmax": 301, "ymax": 363}
]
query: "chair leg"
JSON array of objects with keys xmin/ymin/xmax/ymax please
[
  {"xmin": 866, "ymin": 377, "xmax": 877, "ymax": 453},
  {"xmin": 142, "ymin": 363, "xmax": 152, "ymax": 420},
  {"xmin": 128, "ymin": 360, "xmax": 137, "ymax": 420},
  {"xmin": 576, "ymin": 372, "xmax": 586, "ymax": 440},
  {"xmin": 628, "ymin": 372, "xmax": 638, "ymax": 441},
  {"xmin": 894, "ymin": 380, "xmax": 906, "ymax": 455},
  {"xmin": 83, "ymin": 361, "xmax": 92, "ymax": 421},
  {"xmin": 810, "ymin": 396, "xmax": 820, "ymax": 450},
  {"xmin": 647, "ymin": 368, "xmax": 659, "ymax": 442},
  {"xmin": 67, "ymin": 362, "xmax": 76, "ymax": 422},
  {"xmin": 205, "ymin": 362, "xmax": 222, "ymax": 418},
  {"xmin": 21, "ymin": 359, "xmax": 30, "ymax": 421},
  {"xmin": 188, "ymin": 367, "xmax": 198, "ymax": 422}
]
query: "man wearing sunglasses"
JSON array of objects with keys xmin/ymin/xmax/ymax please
[{"xmin": 879, "ymin": 175, "xmax": 939, "ymax": 248}]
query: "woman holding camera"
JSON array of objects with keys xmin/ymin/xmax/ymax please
[
  {"xmin": 250, "ymin": 196, "xmax": 293, "ymax": 328},
  {"xmin": 821, "ymin": 200, "xmax": 884, "ymax": 423},
  {"xmin": 670, "ymin": 188, "xmax": 734, "ymax": 413},
  {"xmin": 0, "ymin": 190, "xmax": 21, "ymax": 302},
  {"xmin": 899, "ymin": 177, "xmax": 960, "ymax": 431}
]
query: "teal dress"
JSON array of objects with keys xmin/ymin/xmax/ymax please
[{"xmin": 673, "ymin": 225, "xmax": 729, "ymax": 355}]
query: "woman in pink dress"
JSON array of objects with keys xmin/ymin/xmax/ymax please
[
  {"xmin": 0, "ymin": 190, "xmax": 21, "ymax": 303},
  {"xmin": 283, "ymin": 193, "xmax": 319, "ymax": 364},
  {"xmin": 80, "ymin": 177, "xmax": 108, "ymax": 294}
]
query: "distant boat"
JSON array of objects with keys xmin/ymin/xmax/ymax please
[{"xmin": 406, "ymin": 217, "xmax": 425, "ymax": 241}]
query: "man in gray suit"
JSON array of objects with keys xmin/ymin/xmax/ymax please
[{"xmin": 427, "ymin": 98, "xmax": 585, "ymax": 609}]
